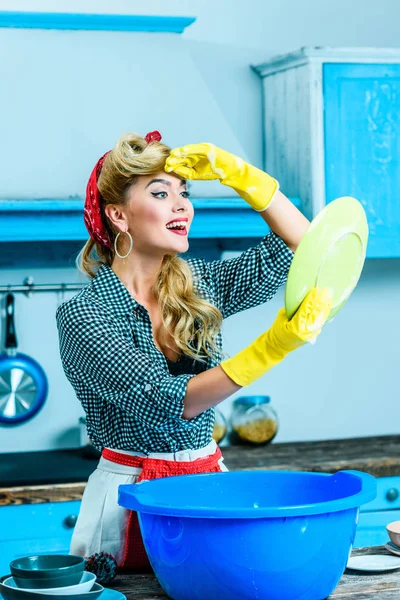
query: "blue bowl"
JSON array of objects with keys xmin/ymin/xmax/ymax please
[
  {"xmin": 9, "ymin": 556, "xmax": 84, "ymax": 589},
  {"xmin": 118, "ymin": 469, "xmax": 376, "ymax": 600}
]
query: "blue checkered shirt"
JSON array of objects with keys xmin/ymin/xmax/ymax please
[{"xmin": 56, "ymin": 232, "xmax": 293, "ymax": 453}]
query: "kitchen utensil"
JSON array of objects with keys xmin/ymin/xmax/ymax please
[
  {"xmin": 12, "ymin": 578, "xmax": 78, "ymax": 593},
  {"xmin": 386, "ymin": 520, "xmax": 400, "ymax": 547},
  {"xmin": 0, "ymin": 294, "xmax": 48, "ymax": 424},
  {"xmin": 2, "ymin": 573, "xmax": 95, "ymax": 596},
  {"xmin": 285, "ymin": 196, "xmax": 368, "ymax": 321},
  {"xmin": 0, "ymin": 581, "xmax": 104, "ymax": 600},
  {"xmin": 346, "ymin": 555, "xmax": 400, "ymax": 572},
  {"xmin": 10, "ymin": 556, "xmax": 84, "ymax": 587},
  {"xmin": 118, "ymin": 469, "xmax": 376, "ymax": 600},
  {"xmin": 95, "ymin": 592, "xmax": 123, "ymax": 600}
]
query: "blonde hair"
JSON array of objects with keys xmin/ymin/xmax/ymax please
[{"xmin": 76, "ymin": 133, "xmax": 224, "ymax": 364}]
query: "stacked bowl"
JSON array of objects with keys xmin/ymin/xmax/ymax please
[{"xmin": 0, "ymin": 555, "xmax": 103, "ymax": 600}]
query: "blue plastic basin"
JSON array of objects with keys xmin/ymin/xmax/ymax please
[{"xmin": 118, "ymin": 469, "xmax": 376, "ymax": 600}]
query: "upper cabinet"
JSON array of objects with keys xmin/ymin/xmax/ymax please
[{"xmin": 254, "ymin": 47, "xmax": 400, "ymax": 258}]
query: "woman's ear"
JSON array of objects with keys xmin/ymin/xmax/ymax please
[{"xmin": 104, "ymin": 204, "xmax": 128, "ymax": 232}]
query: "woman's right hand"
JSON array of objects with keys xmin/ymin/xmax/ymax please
[
  {"xmin": 270, "ymin": 287, "xmax": 332, "ymax": 352},
  {"xmin": 183, "ymin": 288, "xmax": 332, "ymax": 419},
  {"xmin": 219, "ymin": 287, "xmax": 332, "ymax": 387}
]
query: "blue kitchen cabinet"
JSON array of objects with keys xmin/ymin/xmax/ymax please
[
  {"xmin": 0, "ymin": 501, "xmax": 80, "ymax": 574},
  {"xmin": 354, "ymin": 475, "xmax": 400, "ymax": 548},
  {"xmin": 254, "ymin": 47, "xmax": 400, "ymax": 257},
  {"xmin": 324, "ymin": 63, "xmax": 400, "ymax": 258}
]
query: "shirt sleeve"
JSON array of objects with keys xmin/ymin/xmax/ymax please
[
  {"xmin": 56, "ymin": 300, "xmax": 196, "ymax": 430},
  {"xmin": 204, "ymin": 231, "xmax": 294, "ymax": 319}
]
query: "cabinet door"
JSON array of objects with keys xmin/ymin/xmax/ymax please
[
  {"xmin": 360, "ymin": 475, "xmax": 400, "ymax": 513},
  {"xmin": 323, "ymin": 63, "xmax": 400, "ymax": 257},
  {"xmin": 354, "ymin": 509, "xmax": 400, "ymax": 548},
  {"xmin": 0, "ymin": 501, "xmax": 80, "ymax": 574}
]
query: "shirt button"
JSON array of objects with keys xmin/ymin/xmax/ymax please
[
  {"xmin": 144, "ymin": 383, "xmax": 152, "ymax": 392},
  {"xmin": 133, "ymin": 311, "xmax": 139, "ymax": 319}
]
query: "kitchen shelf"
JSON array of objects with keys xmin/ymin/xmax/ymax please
[
  {"xmin": 0, "ymin": 12, "xmax": 196, "ymax": 33},
  {"xmin": 0, "ymin": 197, "xmax": 301, "ymax": 243}
]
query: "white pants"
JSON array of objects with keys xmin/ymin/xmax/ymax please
[{"xmin": 70, "ymin": 440, "xmax": 227, "ymax": 565}]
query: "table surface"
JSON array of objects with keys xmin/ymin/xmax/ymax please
[{"xmin": 1, "ymin": 435, "xmax": 400, "ymax": 506}]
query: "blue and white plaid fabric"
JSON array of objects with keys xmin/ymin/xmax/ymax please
[{"xmin": 56, "ymin": 232, "xmax": 293, "ymax": 453}]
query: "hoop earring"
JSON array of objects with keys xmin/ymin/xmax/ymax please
[{"xmin": 114, "ymin": 231, "xmax": 133, "ymax": 259}]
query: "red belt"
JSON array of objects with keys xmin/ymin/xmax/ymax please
[{"xmin": 102, "ymin": 445, "xmax": 223, "ymax": 571}]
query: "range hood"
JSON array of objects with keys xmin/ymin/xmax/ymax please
[{"xmin": 0, "ymin": 12, "xmax": 248, "ymax": 199}]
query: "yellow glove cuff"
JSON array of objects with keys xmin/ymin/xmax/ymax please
[
  {"xmin": 220, "ymin": 328, "xmax": 283, "ymax": 387},
  {"xmin": 224, "ymin": 162, "xmax": 280, "ymax": 212}
]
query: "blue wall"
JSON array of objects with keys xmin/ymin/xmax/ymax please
[{"xmin": 0, "ymin": 0, "xmax": 399, "ymax": 451}]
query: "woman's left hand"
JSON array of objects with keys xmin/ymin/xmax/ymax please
[{"xmin": 165, "ymin": 143, "xmax": 279, "ymax": 212}]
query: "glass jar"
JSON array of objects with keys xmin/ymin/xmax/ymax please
[
  {"xmin": 212, "ymin": 408, "xmax": 228, "ymax": 444},
  {"xmin": 231, "ymin": 396, "xmax": 278, "ymax": 445}
]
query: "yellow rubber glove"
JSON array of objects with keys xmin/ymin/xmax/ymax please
[
  {"xmin": 220, "ymin": 288, "xmax": 332, "ymax": 387},
  {"xmin": 165, "ymin": 143, "xmax": 279, "ymax": 212}
]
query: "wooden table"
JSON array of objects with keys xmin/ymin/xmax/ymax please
[
  {"xmin": 1, "ymin": 435, "xmax": 400, "ymax": 505},
  {"xmin": 108, "ymin": 546, "xmax": 400, "ymax": 599}
]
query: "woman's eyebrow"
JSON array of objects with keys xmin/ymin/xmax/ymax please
[{"xmin": 145, "ymin": 178, "xmax": 187, "ymax": 188}]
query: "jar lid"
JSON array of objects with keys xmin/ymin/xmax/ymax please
[{"xmin": 233, "ymin": 395, "xmax": 271, "ymax": 407}]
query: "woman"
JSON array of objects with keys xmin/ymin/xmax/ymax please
[{"xmin": 56, "ymin": 131, "xmax": 331, "ymax": 574}]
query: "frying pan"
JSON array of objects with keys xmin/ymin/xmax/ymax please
[{"xmin": 0, "ymin": 293, "xmax": 48, "ymax": 424}]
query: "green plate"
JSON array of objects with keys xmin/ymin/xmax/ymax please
[{"xmin": 285, "ymin": 197, "xmax": 368, "ymax": 321}]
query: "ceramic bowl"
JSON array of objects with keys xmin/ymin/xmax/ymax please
[
  {"xmin": 0, "ymin": 580, "xmax": 103, "ymax": 600},
  {"xmin": 386, "ymin": 520, "xmax": 400, "ymax": 547},
  {"xmin": 2, "ymin": 573, "xmax": 96, "ymax": 596},
  {"xmin": 10, "ymin": 557, "xmax": 84, "ymax": 589},
  {"xmin": 12, "ymin": 575, "xmax": 81, "ymax": 591}
]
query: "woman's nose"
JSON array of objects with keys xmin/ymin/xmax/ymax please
[{"xmin": 174, "ymin": 198, "xmax": 189, "ymax": 212}]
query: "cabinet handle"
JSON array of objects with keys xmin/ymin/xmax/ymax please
[
  {"xmin": 386, "ymin": 488, "xmax": 399, "ymax": 502},
  {"xmin": 64, "ymin": 514, "xmax": 78, "ymax": 528}
]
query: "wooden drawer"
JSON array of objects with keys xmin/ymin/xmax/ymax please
[
  {"xmin": 0, "ymin": 501, "xmax": 80, "ymax": 574},
  {"xmin": 360, "ymin": 476, "xmax": 400, "ymax": 513}
]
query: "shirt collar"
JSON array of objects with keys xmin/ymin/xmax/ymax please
[{"xmin": 92, "ymin": 264, "xmax": 146, "ymax": 317}]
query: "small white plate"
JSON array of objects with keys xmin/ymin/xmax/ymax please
[{"xmin": 347, "ymin": 555, "xmax": 400, "ymax": 572}]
